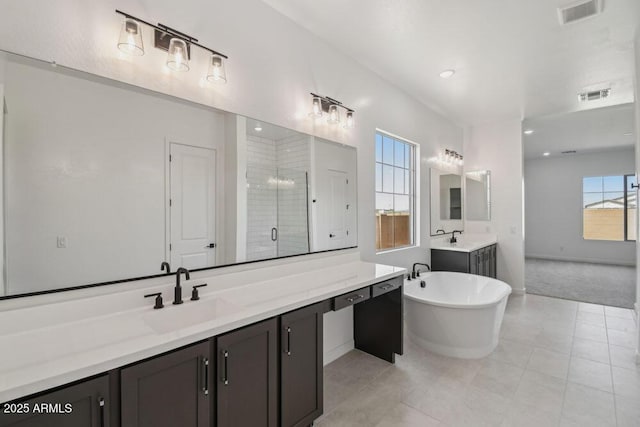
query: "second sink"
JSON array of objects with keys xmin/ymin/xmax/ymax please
[{"xmin": 143, "ymin": 297, "xmax": 240, "ymax": 334}]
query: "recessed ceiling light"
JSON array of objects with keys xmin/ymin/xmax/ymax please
[
  {"xmin": 543, "ymin": 152, "xmax": 550, "ymax": 156},
  {"xmin": 439, "ymin": 69, "xmax": 455, "ymax": 79},
  {"xmin": 524, "ymin": 129, "xmax": 534, "ymax": 135},
  {"xmin": 254, "ymin": 123, "xmax": 263, "ymax": 132}
]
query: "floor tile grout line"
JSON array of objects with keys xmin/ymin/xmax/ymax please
[{"xmin": 604, "ymin": 313, "xmax": 620, "ymax": 427}]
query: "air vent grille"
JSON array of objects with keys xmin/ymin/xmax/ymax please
[
  {"xmin": 578, "ymin": 88, "xmax": 610, "ymax": 102},
  {"xmin": 561, "ymin": 150, "xmax": 577, "ymax": 154},
  {"xmin": 558, "ymin": 0, "xmax": 602, "ymax": 25}
]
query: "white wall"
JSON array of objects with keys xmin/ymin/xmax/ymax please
[
  {"xmin": 0, "ymin": 0, "xmax": 463, "ymax": 360},
  {"xmin": 0, "ymin": 83, "xmax": 5, "ymax": 297},
  {"xmin": 3, "ymin": 61, "xmax": 225, "ymax": 293},
  {"xmin": 464, "ymin": 120, "xmax": 525, "ymax": 293},
  {"xmin": 525, "ymin": 149, "xmax": 635, "ymax": 265}
]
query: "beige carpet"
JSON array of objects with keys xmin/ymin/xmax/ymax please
[{"xmin": 525, "ymin": 258, "xmax": 636, "ymax": 308}]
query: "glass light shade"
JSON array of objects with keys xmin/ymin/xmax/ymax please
[
  {"xmin": 166, "ymin": 38, "xmax": 190, "ymax": 72},
  {"xmin": 309, "ymin": 96, "xmax": 322, "ymax": 118},
  {"xmin": 344, "ymin": 111, "xmax": 354, "ymax": 129},
  {"xmin": 117, "ymin": 18, "xmax": 144, "ymax": 56},
  {"xmin": 206, "ymin": 54, "xmax": 227, "ymax": 83},
  {"xmin": 327, "ymin": 104, "xmax": 340, "ymax": 124}
]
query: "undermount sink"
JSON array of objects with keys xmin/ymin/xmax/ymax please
[{"xmin": 143, "ymin": 297, "xmax": 241, "ymax": 334}]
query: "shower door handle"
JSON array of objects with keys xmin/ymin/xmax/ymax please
[{"xmin": 271, "ymin": 227, "xmax": 278, "ymax": 241}]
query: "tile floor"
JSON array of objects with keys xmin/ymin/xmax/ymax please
[{"xmin": 317, "ymin": 294, "xmax": 639, "ymax": 427}]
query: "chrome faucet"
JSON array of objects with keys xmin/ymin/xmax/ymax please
[
  {"xmin": 411, "ymin": 263, "xmax": 431, "ymax": 279},
  {"xmin": 173, "ymin": 268, "xmax": 190, "ymax": 305},
  {"xmin": 450, "ymin": 230, "xmax": 463, "ymax": 244}
]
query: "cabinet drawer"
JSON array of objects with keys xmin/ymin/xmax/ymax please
[
  {"xmin": 371, "ymin": 276, "xmax": 403, "ymax": 298},
  {"xmin": 332, "ymin": 287, "xmax": 371, "ymax": 311}
]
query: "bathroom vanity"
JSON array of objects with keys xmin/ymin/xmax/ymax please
[
  {"xmin": 431, "ymin": 234, "xmax": 498, "ymax": 278},
  {"xmin": 0, "ymin": 255, "xmax": 404, "ymax": 427}
]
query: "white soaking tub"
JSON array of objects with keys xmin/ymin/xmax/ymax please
[{"xmin": 404, "ymin": 272, "xmax": 512, "ymax": 359}]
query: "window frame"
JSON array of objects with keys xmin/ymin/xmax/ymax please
[{"xmin": 374, "ymin": 130, "xmax": 418, "ymax": 252}]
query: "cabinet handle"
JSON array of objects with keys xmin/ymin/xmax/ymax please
[
  {"xmin": 271, "ymin": 227, "xmax": 278, "ymax": 241},
  {"xmin": 380, "ymin": 284, "xmax": 393, "ymax": 291},
  {"xmin": 222, "ymin": 350, "xmax": 229, "ymax": 386},
  {"xmin": 98, "ymin": 397, "xmax": 105, "ymax": 427},
  {"xmin": 286, "ymin": 327, "xmax": 292, "ymax": 356},
  {"xmin": 346, "ymin": 294, "xmax": 364, "ymax": 303},
  {"xmin": 202, "ymin": 357, "xmax": 209, "ymax": 395}
]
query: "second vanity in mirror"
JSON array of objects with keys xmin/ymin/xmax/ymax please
[{"xmin": 0, "ymin": 51, "xmax": 357, "ymax": 299}]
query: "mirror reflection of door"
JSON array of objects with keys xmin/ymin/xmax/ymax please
[
  {"xmin": 169, "ymin": 143, "xmax": 216, "ymax": 270},
  {"xmin": 327, "ymin": 170, "xmax": 348, "ymax": 249}
]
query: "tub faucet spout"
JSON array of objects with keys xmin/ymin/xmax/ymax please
[{"xmin": 412, "ymin": 263, "xmax": 431, "ymax": 279}]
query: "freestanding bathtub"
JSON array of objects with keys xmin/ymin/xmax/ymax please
[{"xmin": 404, "ymin": 272, "xmax": 512, "ymax": 359}]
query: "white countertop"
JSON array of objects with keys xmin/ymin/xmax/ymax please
[
  {"xmin": 430, "ymin": 233, "xmax": 497, "ymax": 253},
  {"xmin": 0, "ymin": 255, "xmax": 405, "ymax": 403}
]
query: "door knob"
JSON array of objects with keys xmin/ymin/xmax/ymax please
[
  {"xmin": 329, "ymin": 233, "xmax": 335, "ymax": 238},
  {"xmin": 205, "ymin": 243, "xmax": 216, "ymax": 249}
]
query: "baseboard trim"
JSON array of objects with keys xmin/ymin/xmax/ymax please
[
  {"xmin": 525, "ymin": 254, "xmax": 636, "ymax": 267},
  {"xmin": 323, "ymin": 340, "xmax": 354, "ymax": 366}
]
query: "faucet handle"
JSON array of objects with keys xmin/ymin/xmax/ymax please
[
  {"xmin": 191, "ymin": 284, "xmax": 208, "ymax": 301},
  {"xmin": 144, "ymin": 292, "xmax": 164, "ymax": 309}
]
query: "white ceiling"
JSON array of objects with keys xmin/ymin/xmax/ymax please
[
  {"xmin": 522, "ymin": 103, "xmax": 635, "ymax": 159},
  {"xmin": 262, "ymin": 0, "xmax": 640, "ymax": 126}
]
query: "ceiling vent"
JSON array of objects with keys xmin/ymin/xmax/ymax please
[
  {"xmin": 578, "ymin": 88, "xmax": 610, "ymax": 102},
  {"xmin": 558, "ymin": 0, "xmax": 603, "ymax": 25},
  {"xmin": 561, "ymin": 150, "xmax": 577, "ymax": 154}
]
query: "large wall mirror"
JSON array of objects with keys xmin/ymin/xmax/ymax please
[
  {"xmin": 465, "ymin": 170, "xmax": 491, "ymax": 221},
  {"xmin": 0, "ymin": 51, "xmax": 357, "ymax": 298},
  {"xmin": 429, "ymin": 168, "xmax": 463, "ymax": 235}
]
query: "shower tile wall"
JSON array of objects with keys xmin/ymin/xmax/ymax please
[{"xmin": 246, "ymin": 133, "xmax": 310, "ymax": 261}]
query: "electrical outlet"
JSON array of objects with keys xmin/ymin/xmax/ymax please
[{"xmin": 57, "ymin": 236, "xmax": 67, "ymax": 248}]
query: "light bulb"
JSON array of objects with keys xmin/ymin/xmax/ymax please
[
  {"xmin": 117, "ymin": 18, "xmax": 144, "ymax": 56},
  {"xmin": 166, "ymin": 38, "xmax": 189, "ymax": 72},
  {"xmin": 344, "ymin": 111, "xmax": 355, "ymax": 129},
  {"xmin": 309, "ymin": 96, "xmax": 322, "ymax": 118},
  {"xmin": 327, "ymin": 105, "xmax": 340, "ymax": 124},
  {"xmin": 206, "ymin": 54, "xmax": 227, "ymax": 83}
]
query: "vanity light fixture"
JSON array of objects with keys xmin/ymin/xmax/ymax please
[
  {"xmin": 117, "ymin": 17, "xmax": 144, "ymax": 55},
  {"xmin": 308, "ymin": 93, "xmax": 355, "ymax": 128},
  {"xmin": 437, "ymin": 149, "xmax": 463, "ymax": 166},
  {"xmin": 115, "ymin": 10, "xmax": 228, "ymax": 82},
  {"xmin": 254, "ymin": 123, "xmax": 263, "ymax": 132},
  {"xmin": 439, "ymin": 69, "xmax": 456, "ymax": 79},
  {"xmin": 523, "ymin": 129, "xmax": 534, "ymax": 135}
]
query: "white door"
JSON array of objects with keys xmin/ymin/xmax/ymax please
[
  {"xmin": 327, "ymin": 170, "xmax": 348, "ymax": 250},
  {"xmin": 169, "ymin": 143, "xmax": 216, "ymax": 270}
]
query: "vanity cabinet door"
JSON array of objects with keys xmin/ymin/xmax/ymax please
[
  {"xmin": 490, "ymin": 245, "xmax": 497, "ymax": 278},
  {"xmin": 216, "ymin": 318, "xmax": 278, "ymax": 427},
  {"xmin": 0, "ymin": 375, "xmax": 109, "ymax": 427},
  {"xmin": 469, "ymin": 250, "xmax": 479, "ymax": 275},
  {"xmin": 120, "ymin": 341, "xmax": 211, "ymax": 427},
  {"xmin": 280, "ymin": 302, "xmax": 324, "ymax": 427}
]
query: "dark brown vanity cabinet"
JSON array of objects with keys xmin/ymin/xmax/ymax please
[
  {"xmin": 0, "ymin": 375, "xmax": 110, "ymax": 427},
  {"xmin": 215, "ymin": 318, "xmax": 278, "ymax": 427},
  {"xmin": 280, "ymin": 302, "xmax": 324, "ymax": 427},
  {"xmin": 432, "ymin": 244, "xmax": 497, "ymax": 278},
  {"xmin": 120, "ymin": 341, "xmax": 211, "ymax": 427}
]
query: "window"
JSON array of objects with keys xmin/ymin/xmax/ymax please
[
  {"xmin": 375, "ymin": 131, "xmax": 416, "ymax": 251},
  {"xmin": 582, "ymin": 174, "xmax": 636, "ymax": 241}
]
